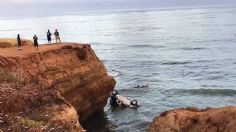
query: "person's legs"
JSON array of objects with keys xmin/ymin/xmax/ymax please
[
  {"xmin": 18, "ymin": 41, "xmax": 21, "ymax": 50},
  {"xmin": 59, "ymin": 37, "xmax": 61, "ymax": 44},
  {"xmin": 56, "ymin": 37, "xmax": 58, "ymax": 44},
  {"xmin": 18, "ymin": 46, "xmax": 22, "ymax": 50},
  {"xmin": 48, "ymin": 37, "xmax": 51, "ymax": 43}
]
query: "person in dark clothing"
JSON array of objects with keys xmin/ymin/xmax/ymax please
[
  {"xmin": 54, "ymin": 29, "xmax": 61, "ymax": 44},
  {"xmin": 33, "ymin": 35, "xmax": 39, "ymax": 51},
  {"xmin": 110, "ymin": 90, "xmax": 119, "ymax": 106},
  {"xmin": 47, "ymin": 30, "xmax": 52, "ymax": 43},
  {"xmin": 17, "ymin": 34, "xmax": 22, "ymax": 50}
]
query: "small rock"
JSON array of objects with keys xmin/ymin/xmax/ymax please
[
  {"xmin": 49, "ymin": 127, "xmax": 55, "ymax": 131},
  {"xmin": 16, "ymin": 116, "xmax": 22, "ymax": 119},
  {"xmin": 41, "ymin": 126, "xmax": 47, "ymax": 130}
]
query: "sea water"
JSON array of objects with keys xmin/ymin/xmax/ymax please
[{"xmin": 0, "ymin": 5, "xmax": 236, "ymax": 132}]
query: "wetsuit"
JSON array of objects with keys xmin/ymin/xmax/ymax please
[{"xmin": 110, "ymin": 95, "xmax": 118, "ymax": 106}]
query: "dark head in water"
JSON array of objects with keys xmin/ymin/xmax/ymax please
[
  {"xmin": 134, "ymin": 85, "xmax": 149, "ymax": 88},
  {"xmin": 112, "ymin": 90, "xmax": 118, "ymax": 95}
]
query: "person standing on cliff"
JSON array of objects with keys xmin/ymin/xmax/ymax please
[
  {"xmin": 17, "ymin": 34, "xmax": 22, "ymax": 50},
  {"xmin": 33, "ymin": 35, "xmax": 39, "ymax": 51},
  {"xmin": 47, "ymin": 30, "xmax": 52, "ymax": 43},
  {"xmin": 54, "ymin": 29, "xmax": 61, "ymax": 44}
]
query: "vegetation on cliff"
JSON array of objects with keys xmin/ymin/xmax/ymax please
[{"xmin": 0, "ymin": 70, "xmax": 83, "ymax": 131}]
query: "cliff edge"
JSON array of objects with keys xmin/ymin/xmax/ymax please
[
  {"xmin": 0, "ymin": 43, "xmax": 116, "ymax": 131},
  {"xmin": 148, "ymin": 106, "xmax": 236, "ymax": 132}
]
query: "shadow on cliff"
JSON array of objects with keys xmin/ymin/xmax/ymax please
[{"xmin": 81, "ymin": 111, "xmax": 117, "ymax": 132}]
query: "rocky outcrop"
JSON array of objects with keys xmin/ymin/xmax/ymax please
[
  {"xmin": 148, "ymin": 106, "xmax": 236, "ymax": 132},
  {"xmin": 0, "ymin": 43, "xmax": 116, "ymax": 131},
  {"xmin": 0, "ymin": 38, "xmax": 32, "ymax": 48}
]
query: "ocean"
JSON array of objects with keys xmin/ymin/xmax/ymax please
[{"xmin": 1, "ymin": 5, "xmax": 236, "ymax": 132}]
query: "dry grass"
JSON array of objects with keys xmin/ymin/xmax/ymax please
[
  {"xmin": 0, "ymin": 83, "xmax": 81, "ymax": 131},
  {"xmin": 0, "ymin": 69, "xmax": 18, "ymax": 83}
]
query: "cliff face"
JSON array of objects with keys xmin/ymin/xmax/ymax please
[
  {"xmin": 0, "ymin": 43, "xmax": 116, "ymax": 131},
  {"xmin": 148, "ymin": 106, "xmax": 236, "ymax": 132}
]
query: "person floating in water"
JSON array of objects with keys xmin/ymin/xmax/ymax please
[
  {"xmin": 17, "ymin": 34, "xmax": 22, "ymax": 50},
  {"xmin": 54, "ymin": 29, "xmax": 61, "ymax": 44},
  {"xmin": 33, "ymin": 35, "xmax": 39, "ymax": 51},
  {"xmin": 134, "ymin": 85, "xmax": 149, "ymax": 88},
  {"xmin": 47, "ymin": 30, "xmax": 52, "ymax": 43}
]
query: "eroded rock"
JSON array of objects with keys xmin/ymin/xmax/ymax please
[{"xmin": 148, "ymin": 106, "xmax": 236, "ymax": 132}]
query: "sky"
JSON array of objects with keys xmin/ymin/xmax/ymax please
[{"xmin": 0, "ymin": 0, "xmax": 236, "ymax": 16}]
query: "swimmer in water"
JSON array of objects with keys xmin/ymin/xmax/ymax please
[{"xmin": 134, "ymin": 85, "xmax": 149, "ymax": 88}]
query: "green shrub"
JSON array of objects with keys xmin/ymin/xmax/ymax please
[{"xmin": 20, "ymin": 118, "xmax": 45, "ymax": 128}]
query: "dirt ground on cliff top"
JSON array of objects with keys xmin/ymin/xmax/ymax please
[{"xmin": 0, "ymin": 43, "xmax": 84, "ymax": 57}]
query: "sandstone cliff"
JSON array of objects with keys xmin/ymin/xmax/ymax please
[
  {"xmin": 148, "ymin": 106, "xmax": 236, "ymax": 132},
  {"xmin": 0, "ymin": 38, "xmax": 32, "ymax": 48},
  {"xmin": 0, "ymin": 43, "xmax": 116, "ymax": 131}
]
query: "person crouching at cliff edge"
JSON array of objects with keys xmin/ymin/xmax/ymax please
[
  {"xmin": 33, "ymin": 35, "xmax": 39, "ymax": 51},
  {"xmin": 54, "ymin": 29, "xmax": 61, "ymax": 44},
  {"xmin": 47, "ymin": 30, "xmax": 52, "ymax": 43},
  {"xmin": 17, "ymin": 34, "xmax": 22, "ymax": 50}
]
